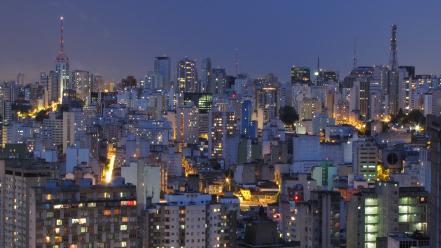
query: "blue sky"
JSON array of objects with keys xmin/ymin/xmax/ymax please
[{"xmin": 1, "ymin": 0, "xmax": 441, "ymax": 82}]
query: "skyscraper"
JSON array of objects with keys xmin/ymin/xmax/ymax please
[
  {"xmin": 428, "ymin": 115, "xmax": 441, "ymax": 247},
  {"xmin": 55, "ymin": 16, "xmax": 70, "ymax": 103},
  {"xmin": 71, "ymin": 70, "xmax": 91, "ymax": 103},
  {"xmin": 154, "ymin": 56, "xmax": 171, "ymax": 89},
  {"xmin": 201, "ymin": 57, "xmax": 212, "ymax": 93},
  {"xmin": 290, "ymin": 66, "xmax": 311, "ymax": 84},
  {"xmin": 177, "ymin": 58, "xmax": 198, "ymax": 94}
]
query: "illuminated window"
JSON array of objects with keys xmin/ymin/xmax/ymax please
[
  {"xmin": 120, "ymin": 225, "xmax": 128, "ymax": 231},
  {"xmin": 103, "ymin": 210, "xmax": 112, "ymax": 216},
  {"xmin": 56, "ymin": 219, "xmax": 62, "ymax": 226}
]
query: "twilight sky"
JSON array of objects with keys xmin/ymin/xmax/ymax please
[{"xmin": 1, "ymin": 0, "xmax": 441, "ymax": 82}]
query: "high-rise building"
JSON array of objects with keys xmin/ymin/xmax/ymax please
[
  {"xmin": 176, "ymin": 102, "xmax": 199, "ymax": 145},
  {"xmin": 142, "ymin": 71, "xmax": 163, "ymax": 90},
  {"xmin": 143, "ymin": 192, "xmax": 239, "ymax": 248},
  {"xmin": 347, "ymin": 183, "xmax": 428, "ymax": 248},
  {"xmin": 316, "ymin": 69, "xmax": 338, "ymax": 86},
  {"xmin": 71, "ymin": 70, "xmax": 91, "ymax": 104},
  {"xmin": 241, "ymin": 99, "xmax": 256, "ymax": 139},
  {"xmin": 291, "ymin": 66, "xmax": 311, "ymax": 84},
  {"xmin": 0, "ymin": 159, "xmax": 53, "ymax": 248},
  {"xmin": 211, "ymin": 68, "xmax": 227, "ymax": 95},
  {"xmin": 428, "ymin": 115, "xmax": 441, "ymax": 247},
  {"xmin": 177, "ymin": 58, "xmax": 198, "ymax": 94},
  {"xmin": 201, "ymin": 58, "xmax": 212, "ymax": 93},
  {"xmin": 48, "ymin": 70, "xmax": 60, "ymax": 103},
  {"xmin": 34, "ymin": 180, "xmax": 138, "ymax": 248},
  {"xmin": 154, "ymin": 56, "xmax": 171, "ymax": 89},
  {"xmin": 208, "ymin": 110, "xmax": 238, "ymax": 159},
  {"xmin": 296, "ymin": 191, "xmax": 344, "ymax": 247}
]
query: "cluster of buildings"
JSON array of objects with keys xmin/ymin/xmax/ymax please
[{"xmin": 2, "ymin": 18, "xmax": 441, "ymax": 248}]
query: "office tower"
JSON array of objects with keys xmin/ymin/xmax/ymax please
[
  {"xmin": 154, "ymin": 56, "xmax": 171, "ymax": 89},
  {"xmin": 388, "ymin": 24, "xmax": 399, "ymax": 115},
  {"xmin": 241, "ymin": 99, "xmax": 256, "ymax": 139},
  {"xmin": 143, "ymin": 192, "xmax": 239, "ymax": 248},
  {"xmin": 177, "ymin": 58, "xmax": 198, "ymax": 94},
  {"xmin": 71, "ymin": 70, "xmax": 91, "ymax": 103},
  {"xmin": 201, "ymin": 57, "xmax": 212, "ymax": 93},
  {"xmin": 347, "ymin": 183, "xmax": 428, "ymax": 248},
  {"xmin": 55, "ymin": 16, "xmax": 70, "ymax": 103},
  {"xmin": 255, "ymin": 75, "xmax": 279, "ymax": 126},
  {"xmin": 290, "ymin": 66, "xmax": 311, "ymax": 84},
  {"xmin": 0, "ymin": 159, "xmax": 53, "ymax": 248},
  {"xmin": 316, "ymin": 69, "xmax": 338, "ymax": 86},
  {"xmin": 182, "ymin": 93, "xmax": 212, "ymax": 138},
  {"xmin": 142, "ymin": 71, "xmax": 163, "ymax": 89},
  {"xmin": 34, "ymin": 180, "xmax": 138, "ymax": 248},
  {"xmin": 369, "ymin": 82, "xmax": 383, "ymax": 120},
  {"xmin": 211, "ymin": 68, "xmax": 227, "ymax": 95},
  {"xmin": 428, "ymin": 115, "xmax": 441, "ymax": 247},
  {"xmin": 352, "ymin": 138, "xmax": 379, "ymax": 182}
]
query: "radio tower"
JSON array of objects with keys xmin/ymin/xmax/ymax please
[
  {"xmin": 353, "ymin": 37, "xmax": 358, "ymax": 69},
  {"xmin": 388, "ymin": 24, "xmax": 399, "ymax": 115},
  {"xmin": 54, "ymin": 16, "xmax": 70, "ymax": 104},
  {"xmin": 59, "ymin": 16, "xmax": 65, "ymax": 54},
  {"xmin": 390, "ymin": 24, "xmax": 398, "ymax": 71}
]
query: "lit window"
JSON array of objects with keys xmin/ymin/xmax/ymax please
[{"xmin": 120, "ymin": 225, "xmax": 128, "ymax": 231}]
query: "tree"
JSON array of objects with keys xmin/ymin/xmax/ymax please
[
  {"xmin": 279, "ymin": 106, "xmax": 299, "ymax": 127},
  {"xmin": 404, "ymin": 109, "xmax": 425, "ymax": 126}
]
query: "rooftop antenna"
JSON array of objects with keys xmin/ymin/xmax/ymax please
[
  {"xmin": 234, "ymin": 48, "xmax": 239, "ymax": 75},
  {"xmin": 353, "ymin": 37, "xmax": 358, "ymax": 69},
  {"xmin": 59, "ymin": 16, "xmax": 65, "ymax": 54}
]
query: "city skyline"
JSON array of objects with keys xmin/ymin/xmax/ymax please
[
  {"xmin": 1, "ymin": 2, "xmax": 441, "ymax": 247},
  {"xmin": 2, "ymin": 0, "xmax": 441, "ymax": 82}
]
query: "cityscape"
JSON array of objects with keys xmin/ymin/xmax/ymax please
[{"xmin": 2, "ymin": 1, "xmax": 441, "ymax": 248}]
